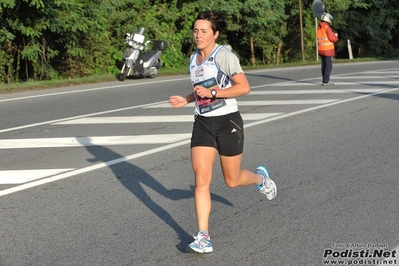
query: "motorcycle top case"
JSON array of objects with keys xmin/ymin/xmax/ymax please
[{"xmin": 152, "ymin": 40, "xmax": 168, "ymax": 51}]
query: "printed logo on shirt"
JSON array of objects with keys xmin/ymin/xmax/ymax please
[
  {"xmin": 195, "ymin": 66, "xmax": 204, "ymax": 77},
  {"xmin": 208, "ymin": 57, "xmax": 214, "ymax": 62}
]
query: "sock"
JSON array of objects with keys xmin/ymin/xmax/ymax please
[
  {"xmin": 258, "ymin": 175, "xmax": 264, "ymax": 186},
  {"xmin": 200, "ymin": 230, "xmax": 209, "ymax": 239}
]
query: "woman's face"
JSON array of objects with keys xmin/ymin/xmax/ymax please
[{"xmin": 193, "ymin": 19, "xmax": 219, "ymax": 50}]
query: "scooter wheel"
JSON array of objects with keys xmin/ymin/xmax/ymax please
[
  {"xmin": 146, "ymin": 66, "xmax": 159, "ymax": 78},
  {"xmin": 119, "ymin": 67, "xmax": 130, "ymax": 81}
]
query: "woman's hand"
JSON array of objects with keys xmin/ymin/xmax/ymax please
[
  {"xmin": 169, "ymin": 95, "xmax": 188, "ymax": 108},
  {"xmin": 193, "ymin": 85, "xmax": 211, "ymax": 99}
]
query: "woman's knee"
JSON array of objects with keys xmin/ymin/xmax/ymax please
[
  {"xmin": 224, "ymin": 174, "xmax": 240, "ymax": 188},
  {"xmin": 194, "ymin": 172, "xmax": 212, "ymax": 188}
]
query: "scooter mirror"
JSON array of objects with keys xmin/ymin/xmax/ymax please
[{"xmin": 137, "ymin": 27, "xmax": 145, "ymax": 35}]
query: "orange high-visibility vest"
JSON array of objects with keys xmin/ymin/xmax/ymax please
[{"xmin": 317, "ymin": 24, "xmax": 334, "ymax": 52}]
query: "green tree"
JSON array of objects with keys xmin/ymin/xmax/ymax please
[
  {"xmin": 0, "ymin": 0, "xmax": 121, "ymax": 82},
  {"xmin": 1, "ymin": 0, "xmax": 398, "ymax": 84},
  {"xmin": 337, "ymin": 0, "xmax": 399, "ymax": 57}
]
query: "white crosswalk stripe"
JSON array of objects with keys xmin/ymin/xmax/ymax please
[
  {"xmin": 52, "ymin": 113, "xmax": 283, "ymax": 124},
  {"xmin": 248, "ymin": 89, "xmax": 386, "ymax": 94},
  {"xmin": 145, "ymin": 99, "xmax": 340, "ymax": 109},
  {"xmin": 1, "ymin": 69, "xmax": 398, "ymax": 187},
  {"xmin": 263, "ymin": 81, "xmax": 399, "ymax": 86},
  {"xmin": 0, "ymin": 134, "xmax": 192, "ymax": 149},
  {"xmin": 0, "ymin": 169, "xmax": 73, "ymax": 184}
]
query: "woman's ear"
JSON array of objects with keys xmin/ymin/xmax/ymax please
[{"xmin": 214, "ymin": 31, "xmax": 220, "ymax": 40}]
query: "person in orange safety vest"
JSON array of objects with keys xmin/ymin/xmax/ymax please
[{"xmin": 317, "ymin": 12, "xmax": 338, "ymax": 86}]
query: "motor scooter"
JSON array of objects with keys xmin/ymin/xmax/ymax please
[{"xmin": 119, "ymin": 27, "xmax": 168, "ymax": 81}]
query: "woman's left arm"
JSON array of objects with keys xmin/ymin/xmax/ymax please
[{"xmin": 215, "ymin": 72, "xmax": 250, "ymax": 98}]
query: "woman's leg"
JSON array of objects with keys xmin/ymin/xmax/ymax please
[
  {"xmin": 219, "ymin": 154, "xmax": 261, "ymax": 188},
  {"xmin": 191, "ymin": 146, "xmax": 217, "ymax": 231}
]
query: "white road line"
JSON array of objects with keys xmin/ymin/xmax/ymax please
[
  {"xmin": 249, "ymin": 89, "xmax": 385, "ymax": 94},
  {"xmin": 0, "ymin": 87, "xmax": 398, "ymax": 196},
  {"xmin": 334, "ymin": 81, "xmax": 399, "ymax": 85},
  {"xmin": 363, "ymin": 71, "xmax": 399, "ymax": 74},
  {"xmin": 1, "ymin": 64, "xmax": 397, "ymax": 103},
  {"xmin": 52, "ymin": 113, "xmax": 283, "ymax": 124},
  {"xmin": 243, "ymin": 87, "xmax": 399, "ymax": 128},
  {"xmin": 0, "ymin": 77, "xmax": 189, "ymax": 103},
  {"xmin": 145, "ymin": 99, "xmax": 339, "ymax": 109},
  {"xmin": 0, "ymin": 134, "xmax": 192, "ymax": 149},
  {"xmin": 269, "ymin": 81, "xmax": 399, "ymax": 86},
  {"xmin": 250, "ymin": 67, "xmax": 399, "ymax": 88},
  {"xmin": 0, "ymin": 100, "xmax": 169, "ymax": 134},
  {"xmin": 0, "ymin": 140, "xmax": 191, "ymax": 196},
  {"xmin": 238, "ymin": 100, "xmax": 339, "ymax": 105},
  {"xmin": 1, "ymin": 66, "xmax": 396, "ymax": 133},
  {"xmin": 0, "ymin": 169, "xmax": 73, "ymax": 184},
  {"xmin": 329, "ymin": 76, "xmax": 399, "ymax": 79}
]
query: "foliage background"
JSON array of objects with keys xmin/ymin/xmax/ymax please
[{"xmin": 1, "ymin": 0, "xmax": 398, "ymax": 84}]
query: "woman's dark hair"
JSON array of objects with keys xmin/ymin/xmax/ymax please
[{"xmin": 192, "ymin": 11, "xmax": 227, "ymax": 34}]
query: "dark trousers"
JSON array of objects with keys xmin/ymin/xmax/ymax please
[{"xmin": 320, "ymin": 55, "xmax": 333, "ymax": 83}]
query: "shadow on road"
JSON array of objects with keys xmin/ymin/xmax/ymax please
[
  {"xmin": 355, "ymin": 90, "xmax": 399, "ymax": 101},
  {"xmin": 77, "ymin": 137, "xmax": 233, "ymax": 252}
]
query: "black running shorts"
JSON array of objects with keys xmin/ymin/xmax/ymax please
[{"xmin": 191, "ymin": 111, "xmax": 244, "ymax": 156}]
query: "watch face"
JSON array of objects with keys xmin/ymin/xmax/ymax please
[{"xmin": 212, "ymin": 90, "xmax": 216, "ymax": 96}]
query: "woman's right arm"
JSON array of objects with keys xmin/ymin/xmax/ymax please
[{"xmin": 169, "ymin": 92, "xmax": 195, "ymax": 108}]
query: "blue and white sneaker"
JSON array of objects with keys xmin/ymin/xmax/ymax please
[
  {"xmin": 256, "ymin": 166, "xmax": 277, "ymax": 200},
  {"xmin": 186, "ymin": 230, "xmax": 213, "ymax": 253}
]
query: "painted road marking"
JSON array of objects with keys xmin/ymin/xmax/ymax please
[
  {"xmin": 329, "ymin": 75, "xmax": 399, "ymax": 79},
  {"xmin": 0, "ymin": 77, "xmax": 189, "ymax": 103},
  {"xmin": 0, "ymin": 134, "xmax": 192, "ymax": 149},
  {"xmin": 331, "ymin": 75, "xmax": 399, "ymax": 80},
  {"xmin": 145, "ymin": 99, "xmax": 339, "ymax": 109},
  {"xmin": 265, "ymin": 81, "xmax": 399, "ymax": 86},
  {"xmin": 0, "ymin": 169, "xmax": 73, "ymax": 184},
  {"xmin": 0, "ymin": 100, "xmax": 169, "ymax": 134},
  {"xmin": 52, "ymin": 113, "xmax": 283, "ymax": 125},
  {"xmin": 362, "ymin": 71, "xmax": 399, "ymax": 74},
  {"xmin": 0, "ymin": 140, "xmax": 191, "ymax": 196},
  {"xmin": 248, "ymin": 89, "xmax": 386, "ymax": 94},
  {"xmin": 1, "ymin": 87, "xmax": 397, "ymax": 196}
]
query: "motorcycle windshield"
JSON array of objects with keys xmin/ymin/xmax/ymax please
[{"xmin": 124, "ymin": 48, "xmax": 134, "ymax": 58}]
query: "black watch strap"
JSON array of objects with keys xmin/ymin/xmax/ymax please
[{"xmin": 211, "ymin": 89, "xmax": 217, "ymax": 100}]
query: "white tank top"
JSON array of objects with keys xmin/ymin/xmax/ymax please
[{"xmin": 189, "ymin": 45, "xmax": 238, "ymax": 117}]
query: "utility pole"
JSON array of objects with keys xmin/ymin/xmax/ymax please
[
  {"xmin": 299, "ymin": 0, "xmax": 305, "ymax": 62},
  {"xmin": 312, "ymin": 0, "xmax": 326, "ymax": 61}
]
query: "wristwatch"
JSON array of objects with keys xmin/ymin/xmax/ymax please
[{"xmin": 211, "ymin": 89, "xmax": 217, "ymax": 100}]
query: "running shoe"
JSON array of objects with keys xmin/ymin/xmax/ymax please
[
  {"xmin": 256, "ymin": 165, "xmax": 277, "ymax": 200},
  {"xmin": 186, "ymin": 230, "xmax": 213, "ymax": 253}
]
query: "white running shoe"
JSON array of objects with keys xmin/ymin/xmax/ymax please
[
  {"xmin": 256, "ymin": 165, "xmax": 277, "ymax": 200},
  {"xmin": 186, "ymin": 231, "xmax": 213, "ymax": 253}
]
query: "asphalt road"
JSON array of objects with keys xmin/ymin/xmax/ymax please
[{"xmin": 1, "ymin": 60, "xmax": 398, "ymax": 266}]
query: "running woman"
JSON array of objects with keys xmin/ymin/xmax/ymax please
[{"xmin": 169, "ymin": 10, "xmax": 277, "ymax": 253}]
